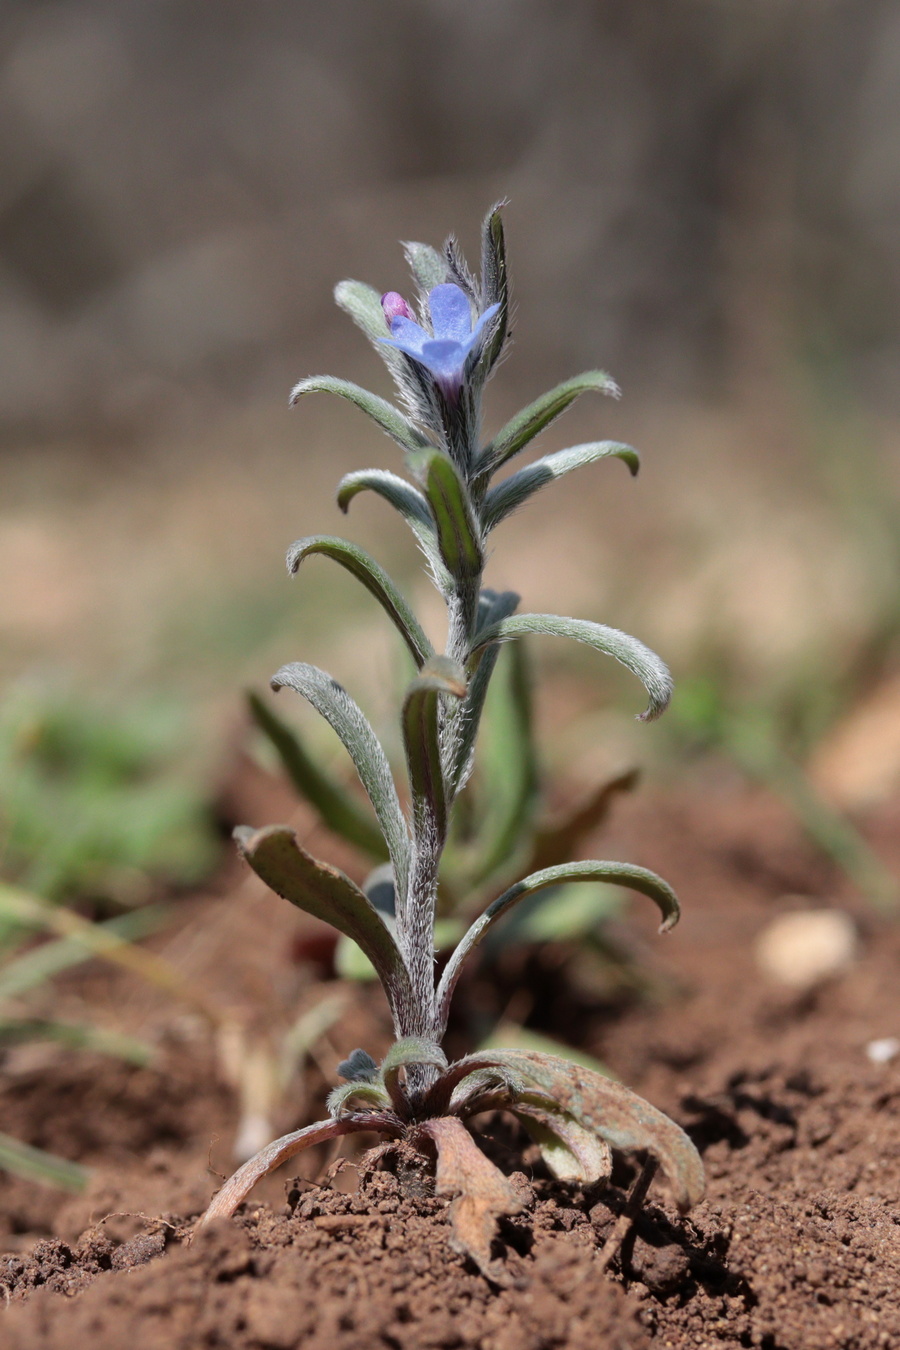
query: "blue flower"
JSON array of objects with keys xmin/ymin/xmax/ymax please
[{"xmin": 380, "ymin": 283, "xmax": 500, "ymax": 398}]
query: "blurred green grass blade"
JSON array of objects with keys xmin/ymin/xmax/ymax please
[
  {"xmin": 728, "ymin": 719, "xmax": 899, "ymax": 913},
  {"xmin": 0, "ymin": 904, "xmax": 169, "ymax": 1000},
  {"xmin": 468, "ymin": 641, "xmax": 539, "ymax": 884},
  {"xmin": 248, "ymin": 691, "xmax": 388, "ymax": 861},
  {"xmin": 0, "ymin": 1018, "xmax": 151, "ymax": 1064},
  {"xmin": 0, "ymin": 1130, "xmax": 89, "ymax": 1192}
]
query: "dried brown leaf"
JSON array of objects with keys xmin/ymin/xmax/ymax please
[{"xmin": 419, "ymin": 1115, "xmax": 522, "ymax": 1280}]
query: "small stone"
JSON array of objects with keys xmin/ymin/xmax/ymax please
[
  {"xmin": 865, "ymin": 1036, "xmax": 900, "ymax": 1064},
  {"xmin": 755, "ymin": 907, "xmax": 857, "ymax": 990}
]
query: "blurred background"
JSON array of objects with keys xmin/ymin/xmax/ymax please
[{"xmin": 3, "ymin": 0, "xmax": 900, "ymax": 917}]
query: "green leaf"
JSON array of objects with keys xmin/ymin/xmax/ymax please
[
  {"xmin": 327, "ymin": 1080, "xmax": 391, "ymax": 1117},
  {"xmin": 289, "ymin": 376, "xmax": 433, "ymax": 454},
  {"xmin": 512, "ymin": 1098, "xmax": 612, "ymax": 1183},
  {"xmin": 466, "ymin": 640, "xmax": 539, "ymax": 883},
  {"xmin": 411, "ymin": 450, "xmax": 484, "ymax": 582},
  {"xmin": 0, "ymin": 1018, "xmax": 152, "ymax": 1065},
  {"xmin": 248, "ymin": 691, "xmax": 388, "ymax": 861},
  {"xmin": 482, "ymin": 441, "xmax": 640, "ymax": 531},
  {"xmin": 451, "ymin": 1049, "xmax": 705, "ymax": 1213},
  {"xmin": 470, "ymin": 613, "xmax": 672, "ymax": 723},
  {"xmin": 402, "ymin": 241, "xmax": 448, "ymax": 294},
  {"xmin": 437, "ymin": 859, "xmax": 679, "ymax": 1022},
  {"xmin": 479, "ymin": 372, "xmax": 621, "ymax": 477},
  {"xmin": 0, "ymin": 1130, "xmax": 89, "ymax": 1192},
  {"xmin": 336, "ymin": 469, "xmax": 440, "ymax": 557},
  {"xmin": 477, "ymin": 200, "xmax": 509, "ymax": 374},
  {"xmin": 450, "ymin": 589, "xmax": 521, "ymax": 790},
  {"xmin": 379, "ymin": 1036, "xmax": 448, "ymax": 1113},
  {"xmin": 0, "ymin": 904, "xmax": 168, "ymax": 1000},
  {"xmin": 287, "ymin": 535, "xmax": 433, "ymax": 669},
  {"xmin": 235, "ymin": 824, "xmax": 413, "ymax": 1025},
  {"xmin": 271, "ymin": 663, "xmax": 410, "ymax": 897},
  {"xmin": 402, "ymin": 657, "xmax": 467, "ymax": 842}
]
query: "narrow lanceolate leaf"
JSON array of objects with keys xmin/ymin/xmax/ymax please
[
  {"xmin": 198, "ymin": 1113, "xmax": 401, "ymax": 1226},
  {"xmin": 478, "ymin": 200, "xmax": 509, "ymax": 374},
  {"xmin": 417, "ymin": 1115, "xmax": 522, "ymax": 1279},
  {"xmin": 289, "ymin": 376, "xmax": 433, "ymax": 454},
  {"xmin": 234, "ymin": 825, "xmax": 413, "ymax": 1022},
  {"xmin": 248, "ymin": 691, "xmax": 388, "ymax": 861},
  {"xmin": 402, "ymin": 240, "xmax": 448, "ymax": 294},
  {"xmin": 511, "ymin": 1097, "xmax": 612, "ymax": 1183},
  {"xmin": 482, "ymin": 442, "xmax": 640, "ymax": 532},
  {"xmin": 437, "ymin": 860, "xmax": 679, "ymax": 1021},
  {"xmin": 287, "ymin": 535, "xmax": 433, "ymax": 669},
  {"xmin": 451, "ymin": 1050, "xmax": 706, "ymax": 1214},
  {"xmin": 402, "ymin": 658, "xmax": 467, "ymax": 842},
  {"xmin": 412, "ymin": 450, "xmax": 484, "ymax": 582},
  {"xmin": 0, "ymin": 1130, "xmax": 89, "ymax": 1193},
  {"xmin": 470, "ymin": 614, "xmax": 672, "ymax": 723},
  {"xmin": 450, "ymin": 589, "xmax": 521, "ymax": 790},
  {"xmin": 336, "ymin": 470, "xmax": 437, "ymax": 551},
  {"xmin": 271, "ymin": 663, "xmax": 410, "ymax": 894},
  {"xmin": 326, "ymin": 1081, "xmax": 391, "ymax": 1117},
  {"xmin": 479, "ymin": 372, "xmax": 622, "ymax": 478}
]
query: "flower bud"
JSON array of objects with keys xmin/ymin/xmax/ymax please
[{"xmin": 381, "ymin": 291, "xmax": 413, "ymax": 328}]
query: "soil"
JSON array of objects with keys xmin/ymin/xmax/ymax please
[{"xmin": 2, "ymin": 773, "xmax": 900, "ymax": 1348}]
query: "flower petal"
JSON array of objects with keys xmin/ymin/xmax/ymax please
[
  {"xmin": 382, "ymin": 315, "xmax": 429, "ymax": 359},
  {"xmin": 428, "ymin": 283, "xmax": 473, "ymax": 342},
  {"xmin": 419, "ymin": 338, "xmax": 467, "ymax": 383}
]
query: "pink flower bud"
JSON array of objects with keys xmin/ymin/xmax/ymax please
[{"xmin": 381, "ymin": 292, "xmax": 414, "ymax": 328}]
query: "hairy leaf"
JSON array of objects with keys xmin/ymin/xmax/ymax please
[
  {"xmin": 451, "ymin": 1050, "xmax": 705, "ymax": 1214},
  {"xmin": 450, "ymin": 589, "xmax": 521, "ymax": 790},
  {"xmin": 412, "ymin": 450, "xmax": 484, "ymax": 582},
  {"xmin": 470, "ymin": 613, "xmax": 672, "ymax": 723},
  {"xmin": 418, "ymin": 1115, "xmax": 522, "ymax": 1279},
  {"xmin": 482, "ymin": 441, "xmax": 639, "ymax": 531},
  {"xmin": 479, "ymin": 372, "xmax": 621, "ymax": 477},
  {"xmin": 271, "ymin": 663, "xmax": 410, "ymax": 895},
  {"xmin": 235, "ymin": 825, "xmax": 413, "ymax": 1022},
  {"xmin": 327, "ymin": 1081, "xmax": 391, "ymax": 1117},
  {"xmin": 402, "ymin": 658, "xmax": 467, "ymax": 842},
  {"xmin": 477, "ymin": 200, "xmax": 509, "ymax": 374},
  {"xmin": 402, "ymin": 240, "xmax": 448, "ymax": 294},
  {"xmin": 511, "ymin": 1097, "xmax": 612, "ymax": 1183},
  {"xmin": 336, "ymin": 469, "xmax": 438, "ymax": 549},
  {"xmin": 290, "ymin": 376, "xmax": 433, "ymax": 454},
  {"xmin": 287, "ymin": 535, "xmax": 433, "ymax": 669},
  {"xmin": 198, "ymin": 1113, "xmax": 400, "ymax": 1225},
  {"xmin": 437, "ymin": 860, "xmax": 679, "ymax": 1020},
  {"xmin": 248, "ymin": 691, "xmax": 387, "ymax": 861},
  {"xmin": 380, "ymin": 1037, "xmax": 448, "ymax": 1115}
]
